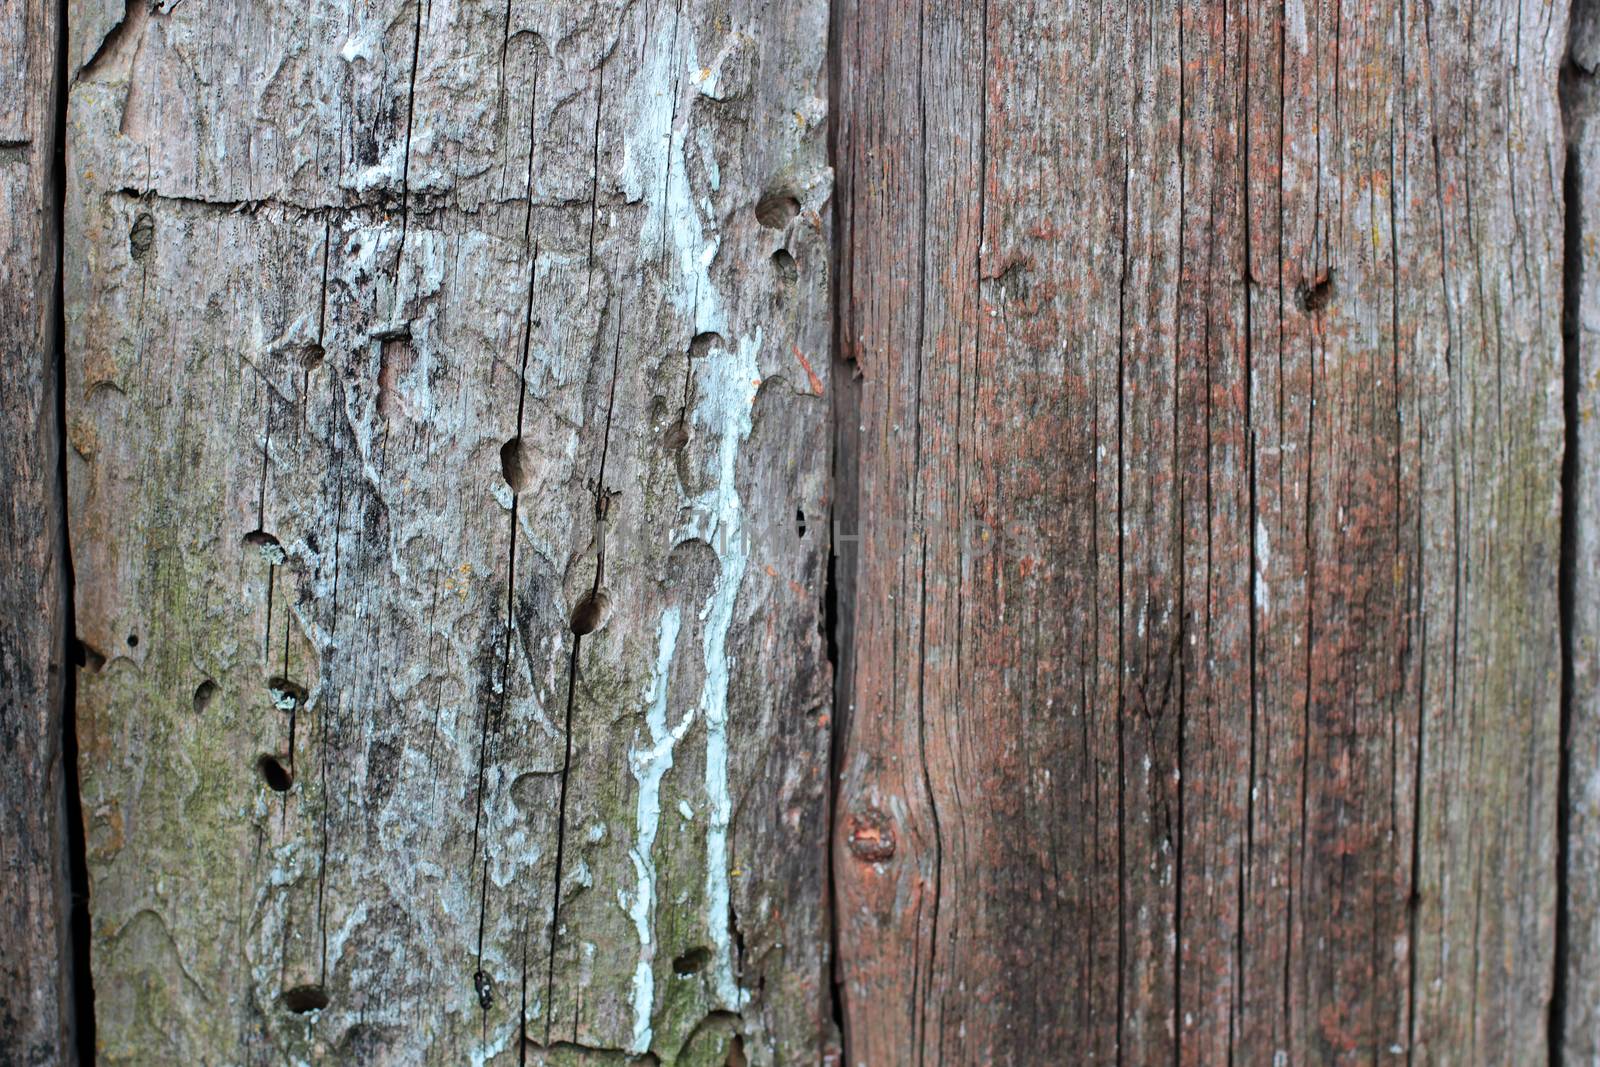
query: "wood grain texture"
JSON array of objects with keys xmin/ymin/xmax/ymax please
[
  {"xmin": 1564, "ymin": 0, "xmax": 1600, "ymax": 1059},
  {"xmin": 831, "ymin": 1, "xmax": 1567, "ymax": 1064},
  {"xmin": 63, "ymin": 0, "xmax": 831, "ymax": 1062},
  {"xmin": 0, "ymin": 0, "xmax": 71, "ymax": 1060}
]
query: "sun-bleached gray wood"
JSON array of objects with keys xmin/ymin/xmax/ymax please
[{"xmin": 64, "ymin": 0, "xmax": 831, "ymax": 1062}]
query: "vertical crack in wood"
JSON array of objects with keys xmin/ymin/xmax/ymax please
[
  {"xmin": 545, "ymin": 272, "xmax": 625, "ymax": 1044},
  {"xmin": 395, "ymin": 0, "xmax": 424, "ymax": 285},
  {"xmin": 1235, "ymin": 4, "xmax": 1260, "ymax": 1057},
  {"xmin": 512, "ymin": 70, "xmax": 542, "ymax": 1056},
  {"xmin": 1289, "ymin": 0, "xmax": 1319, "ymax": 1021},
  {"xmin": 312, "ymin": 215, "xmax": 334, "ymax": 993},
  {"xmin": 1273, "ymin": 3, "xmax": 1293, "ymax": 1034},
  {"xmin": 1384, "ymin": 6, "xmax": 1425, "ymax": 1050},
  {"xmin": 1407, "ymin": 610, "xmax": 1427, "ymax": 1066},
  {"xmin": 545, "ymin": 630, "xmax": 582, "ymax": 1045},
  {"xmin": 1114, "ymin": 141, "xmax": 1131, "ymax": 1067},
  {"xmin": 654, "ymin": 3, "xmax": 684, "ymax": 268},
  {"xmin": 518, "ymin": 916, "xmax": 530, "ymax": 1065},
  {"xmin": 906, "ymin": 0, "xmax": 943, "ymax": 1061},
  {"xmin": 472, "ymin": 491, "xmax": 516, "ymax": 1006},
  {"xmin": 1554, "ymin": 0, "xmax": 1591, "ymax": 1058},
  {"xmin": 584, "ymin": 64, "xmax": 606, "ymax": 285},
  {"xmin": 913, "ymin": 533, "xmax": 940, "ymax": 1067},
  {"xmin": 1171, "ymin": 7, "xmax": 1188, "ymax": 1063},
  {"xmin": 824, "ymin": 0, "xmax": 850, "ymax": 1061},
  {"xmin": 54, "ymin": 0, "xmax": 96, "ymax": 1051},
  {"xmin": 474, "ymin": 61, "xmax": 546, "ymax": 1034}
]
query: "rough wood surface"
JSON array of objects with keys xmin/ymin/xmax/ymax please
[
  {"xmin": 1564, "ymin": 0, "xmax": 1600, "ymax": 1059},
  {"xmin": 0, "ymin": 0, "xmax": 71, "ymax": 1060},
  {"xmin": 63, "ymin": 0, "xmax": 831, "ymax": 1061},
  {"xmin": 831, "ymin": 1, "xmax": 1567, "ymax": 1064}
]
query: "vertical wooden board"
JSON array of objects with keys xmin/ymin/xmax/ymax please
[
  {"xmin": 64, "ymin": 0, "xmax": 831, "ymax": 1062},
  {"xmin": 833, "ymin": 1, "xmax": 1565, "ymax": 1065},
  {"xmin": 0, "ymin": 0, "xmax": 69, "ymax": 1060},
  {"xmin": 1398, "ymin": 2, "xmax": 1565, "ymax": 1058},
  {"xmin": 1565, "ymin": 0, "xmax": 1600, "ymax": 1058}
]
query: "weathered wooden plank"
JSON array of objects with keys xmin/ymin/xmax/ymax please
[
  {"xmin": 0, "ymin": 0, "xmax": 72, "ymax": 1059},
  {"xmin": 1563, "ymin": 0, "xmax": 1600, "ymax": 1058},
  {"xmin": 64, "ymin": 0, "xmax": 831, "ymax": 1061},
  {"xmin": 832, "ymin": 1, "xmax": 1566, "ymax": 1063}
]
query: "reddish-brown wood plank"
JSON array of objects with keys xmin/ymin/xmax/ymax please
[{"xmin": 831, "ymin": 1, "xmax": 1567, "ymax": 1063}]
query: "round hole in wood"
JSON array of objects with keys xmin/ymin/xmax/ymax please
[
  {"xmin": 569, "ymin": 589, "xmax": 610, "ymax": 636},
  {"xmin": 280, "ymin": 984, "xmax": 328, "ymax": 1013},
  {"xmin": 755, "ymin": 193, "xmax": 800, "ymax": 229},
  {"xmin": 672, "ymin": 946, "xmax": 711, "ymax": 975},
  {"xmin": 258, "ymin": 754, "xmax": 292, "ymax": 792},
  {"xmin": 243, "ymin": 530, "xmax": 286, "ymax": 565},
  {"xmin": 500, "ymin": 437, "xmax": 530, "ymax": 494},
  {"xmin": 771, "ymin": 248, "xmax": 797, "ymax": 284}
]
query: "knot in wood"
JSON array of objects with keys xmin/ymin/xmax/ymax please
[{"xmin": 845, "ymin": 807, "xmax": 896, "ymax": 862}]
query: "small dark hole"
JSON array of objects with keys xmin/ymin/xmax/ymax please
[
  {"xmin": 301, "ymin": 343, "xmax": 326, "ymax": 369},
  {"xmin": 771, "ymin": 248, "xmax": 797, "ymax": 284},
  {"xmin": 569, "ymin": 589, "xmax": 609, "ymax": 636},
  {"xmin": 500, "ymin": 437, "xmax": 530, "ymax": 494},
  {"xmin": 672, "ymin": 946, "xmax": 712, "ymax": 976},
  {"xmin": 1297, "ymin": 269, "xmax": 1335, "ymax": 313},
  {"xmin": 796, "ymin": 509, "xmax": 807, "ymax": 538},
  {"xmin": 689, "ymin": 331, "xmax": 724, "ymax": 358},
  {"xmin": 193, "ymin": 679, "xmax": 218, "ymax": 715},
  {"xmin": 258, "ymin": 754, "xmax": 293, "ymax": 792},
  {"xmin": 754, "ymin": 194, "xmax": 800, "ymax": 230},
  {"xmin": 267, "ymin": 676, "xmax": 308, "ymax": 711},
  {"xmin": 129, "ymin": 211, "xmax": 155, "ymax": 260},
  {"xmin": 663, "ymin": 417, "xmax": 689, "ymax": 451},
  {"xmin": 75, "ymin": 640, "xmax": 107, "ymax": 673},
  {"xmin": 280, "ymin": 984, "xmax": 328, "ymax": 1013},
  {"xmin": 474, "ymin": 968, "xmax": 495, "ymax": 1010},
  {"xmin": 126, "ymin": 633, "xmax": 139, "ymax": 648},
  {"xmin": 243, "ymin": 530, "xmax": 286, "ymax": 564}
]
